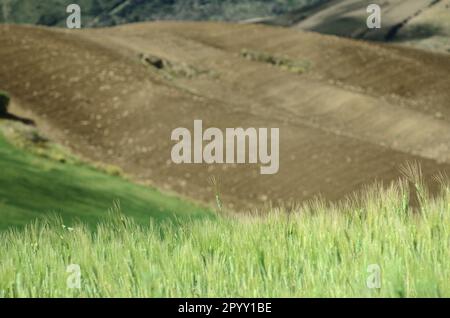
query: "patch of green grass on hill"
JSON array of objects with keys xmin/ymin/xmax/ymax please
[
  {"xmin": 0, "ymin": 122, "xmax": 212, "ymax": 230},
  {"xmin": 0, "ymin": 167, "xmax": 449, "ymax": 297}
]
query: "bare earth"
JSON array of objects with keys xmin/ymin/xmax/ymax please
[{"xmin": 1, "ymin": 22, "xmax": 449, "ymax": 210}]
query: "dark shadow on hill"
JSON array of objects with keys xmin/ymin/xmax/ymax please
[
  {"xmin": 284, "ymin": 14, "xmax": 388, "ymax": 41},
  {"xmin": 0, "ymin": 112, "xmax": 35, "ymax": 126},
  {"xmin": 310, "ymin": 16, "xmax": 369, "ymax": 38},
  {"xmin": 390, "ymin": 23, "xmax": 445, "ymax": 42}
]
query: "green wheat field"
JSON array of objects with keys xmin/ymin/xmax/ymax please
[{"xmin": 1, "ymin": 165, "xmax": 449, "ymax": 297}]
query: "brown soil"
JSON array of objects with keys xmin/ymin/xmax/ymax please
[{"xmin": 1, "ymin": 22, "xmax": 449, "ymax": 210}]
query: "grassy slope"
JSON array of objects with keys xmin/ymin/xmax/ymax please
[
  {"xmin": 0, "ymin": 173, "xmax": 449, "ymax": 297},
  {"xmin": 0, "ymin": 129, "xmax": 211, "ymax": 229}
]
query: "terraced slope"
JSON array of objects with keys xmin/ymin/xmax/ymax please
[{"xmin": 1, "ymin": 22, "xmax": 449, "ymax": 209}]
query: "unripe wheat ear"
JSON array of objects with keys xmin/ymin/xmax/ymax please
[
  {"xmin": 399, "ymin": 161, "xmax": 427, "ymax": 215},
  {"xmin": 208, "ymin": 176, "xmax": 223, "ymax": 214}
]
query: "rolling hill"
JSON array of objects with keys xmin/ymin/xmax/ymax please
[
  {"xmin": 263, "ymin": 0, "xmax": 450, "ymax": 54},
  {"xmin": 1, "ymin": 22, "xmax": 449, "ymax": 210},
  {"xmin": 2, "ymin": 0, "xmax": 448, "ymax": 54}
]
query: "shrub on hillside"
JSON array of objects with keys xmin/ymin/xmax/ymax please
[
  {"xmin": 240, "ymin": 49, "xmax": 310, "ymax": 74},
  {"xmin": 0, "ymin": 91, "xmax": 10, "ymax": 115}
]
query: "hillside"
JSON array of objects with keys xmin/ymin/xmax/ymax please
[
  {"xmin": 0, "ymin": 0, "xmax": 325, "ymax": 27},
  {"xmin": 264, "ymin": 0, "xmax": 450, "ymax": 54},
  {"xmin": 2, "ymin": 0, "xmax": 448, "ymax": 54},
  {"xmin": 394, "ymin": 0, "xmax": 450, "ymax": 53},
  {"xmin": 1, "ymin": 22, "xmax": 449, "ymax": 209},
  {"xmin": 0, "ymin": 119, "xmax": 210, "ymax": 229}
]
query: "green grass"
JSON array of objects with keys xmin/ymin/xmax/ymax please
[
  {"xmin": 0, "ymin": 169, "xmax": 449, "ymax": 297},
  {"xmin": 0, "ymin": 123, "xmax": 211, "ymax": 229}
]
